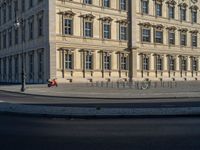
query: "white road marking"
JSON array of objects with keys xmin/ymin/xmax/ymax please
[{"xmin": 0, "ymin": 100, "xmax": 5, "ymax": 103}]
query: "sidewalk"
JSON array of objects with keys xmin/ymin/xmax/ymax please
[
  {"xmin": 0, "ymin": 82, "xmax": 200, "ymax": 99},
  {"xmin": 1, "ymin": 83, "xmax": 200, "ymax": 117}
]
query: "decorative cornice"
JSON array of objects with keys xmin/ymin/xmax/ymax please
[
  {"xmin": 58, "ymin": 10, "xmax": 76, "ymax": 18},
  {"xmin": 99, "ymin": 17, "xmax": 113, "ymax": 23},
  {"xmin": 178, "ymin": 28, "xmax": 188, "ymax": 32},
  {"xmin": 138, "ymin": 22, "xmax": 152, "ymax": 28},
  {"xmin": 166, "ymin": 26, "xmax": 177, "ymax": 31},
  {"xmin": 116, "ymin": 19, "xmax": 128, "ymax": 25},
  {"xmin": 190, "ymin": 5, "xmax": 199, "ymax": 11},
  {"xmin": 190, "ymin": 30, "xmax": 199, "ymax": 34},
  {"xmin": 79, "ymin": 14, "xmax": 95, "ymax": 21},
  {"xmin": 152, "ymin": 24, "xmax": 164, "ymax": 30},
  {"xmin": 165, "ymin": 0, "xmax": 177, "ymax": 6},
  {"xmin": 178, "ymin": 2, "xmax": 188, "ymax": 8}
]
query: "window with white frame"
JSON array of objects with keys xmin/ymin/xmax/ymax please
[
  {"xmin": 104, "ymin": 53, "xmax": 111, "ymax": 70},
  {"xmin": 64, "ymin": 18, "xmax": 73, "ymax": 35},
  {"xmin": 141, "ymin": 0, "xmax": 149, "ymax": 14},
  {"xmin": 120, "ymin": 0, "xmax": 127, "ymax": 11},
  {"xmin": 181, "ymin": 58, "xmax": 187, "ymax": 71},
  {"xmin": 120, "ymin": 25, "xmax": 127, "ymax": 40},
  {"xmin": 85, "ymin": 52, "xmax": 93, "ymax": 70},
  {"xmin": 180, "ymin": 7, "xmax": 186, "ymax": 21},
  {"xmin": 156, "ymin": 56, "xmax": 163, "ymax": 71},
  {"xmin": 192, "ymin": 33, "xmax": 197, "ymax": 47},
  {"xmin": 169, "ymin": 57, "xmax": 175, "ymax": 71},
  {"xmin": 155, "ymin": 30, "xmax": 163, "ymax": 43},
  {"xmin": 169, "ymin": 31, "xmax": 175, "ymax": 45},
  {"xmin": 103, "ymin": 23, "xmax": 111, "ymax": 39},
  {"xmin": 121, "ymin": 54, "xmax": 128, "ymax": 70},
  {"xmin": 168, "ymin": 5, "xmax": 175, "ymax": 19},
  {"xmin": 142, "ymin": 28, "xmax": 151, "ymax": 42},
  {"xmin": 103, "ymin": 0, "xmax": 110, "ymax": 8},
  {"xmin": 84, "ymin": 21, "xmax": 93, "ymax": 37},
  {"xmin": 180, "ymin": 32, "xmax": 187, "ymax": 46},
  {"xmin": 84, "ymin": 0, "xmax": 92, "ymax": 4},
  {"xmin": 192, "ymin": 58, "xmax": 198, "ymax": 71},
  {"xmin": 65, "ymin": 53, "xmax": 73, "ymax": 70},
  {"xmin": 143, "ymin": 55, "xmax": 149, "ymax": 71},
  {"xmin": 156, "ymin": 2, "xmax": 162, "ymax": 16}
]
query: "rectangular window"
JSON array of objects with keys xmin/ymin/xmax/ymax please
[
  {"xmin": 192, "ymin": 11, "xmax": 197, "ymax": 23},
  {"xmin": 120, "ymin": 25, "xmax": 127, "ymax": 40},
  {"xmin": 15, "ymin": 29, "xmax": 18, "ymax": 45},
  {"xmin": 169, "ymin": 58, "xmax": 175, "ymax": 71},
  {"xmin": 142, "ymin": 0, "xmax": 149, "ymax": 14},
  {"xmin": 84, "ymin": 22, "xmax": 93, "ymax": 37},
  {"xmin": 180, "ymin": 8, "xmax": 186, "ymax": 21},
  {"xmin": 142, "ymin": 28, "xmax": 151, "ymax": 42},
  {"xmin": 192, "ymin": 59, "xmax": 198, "ymax": 71},
  {"xmin": 103, "ymin": 0, "xmax": 110, "ymax": 8},
  {"xmin": 84, "ymin": 0, "xmax": 92, "ymax": 4},
  {"xmin": 156, "ymin": 3, "xmax": 162, "ymax": 16},
  {"xmin": 181, "ymin": 59, "xmax": 187, "ymax": 71},
  {"xmin": 120, "ymin": 0, "xmax": 127, "ymax": 11},
  {"xmin": 121, "ymin": 56, "xmax": 128, "ymax": 70},
  {"xmin": 103, "ymin": 23, "xmax": 111, "ymax": 39},
  {"xmin": 143, "ymin": 56, "xmax": 149, "ymax": 71},
  {"xmin": 38, "ymin": 17, "xmax": 43, "ymax": 36},
  {"xmin": 29, "ymin": 21, "xmax": 34, "ymax": 40},
  {"xmin": 104, "ymin": 54, "xmax": 111, "ymax": 70},
  {"xmin": 65, "ymin": 53, "xmax": 73, "ymax": 69},
  {"xmin": 29, "ymin": 54, "xmax": 34, "ymax": 80},
  {"xmin": 169, "ymin": 6, "xmax": 175, "ymax": 19},
  {"xmin": 8, "ymin": 4, "xmax": 12, "ymax": 20},
  {"xmin": 22, "ymin": 0, "xmax": 25, "ymax": 12},
  {"xmin": 14, "ymin": 56, "xmax": 19, "ymax": 80},
  {"xmin": 155, "ymin": 31, "xmax": 163, "ymax": 43},
  {"xmin": 8, "ymin": 58, "xmax": 12, "ymax": 80},
  {"xmin": 64, "ymin": 19, "xmax": 73, "ymax": 35},
  {"xmin": 180, "ymin": 33, "xmax": 187, "ymax": 46},
  {"xmin": 38, "ymin": 52, "xmax": 43, "ymax": 80},
  {"xmin": 192, "ymin": 34, "xmax": 197, "ymax": 47},
  {"xmin": 169, "ymin": 31, "xmax": 175, "ymax": 45},
  {"xmin": 3, "ymin": 32, "xmax": 6, "ymax": 49},
  {"xmin": 8, "ymin": 30, "xmax": 12, "ymax": 47},
  {"xmin": 29, "ymin": 0, "xmax": 33, "ymax": 8},
  {"xmin": 156, "ymin": 57, "xmax": 163, "ymax": 71},
  {"xmin": 86, "ymin": 53, "xmax": 93, "ymax": 70}
]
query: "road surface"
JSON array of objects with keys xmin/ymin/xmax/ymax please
[{"xmin": 0, "ymin": 114, "xmax": 200, "ymax": 150}]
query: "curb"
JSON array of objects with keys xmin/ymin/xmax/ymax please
[
  {"xmin": 0, "ymin": 103, "xmax": 200, "ymax": 118},
  {"xmin": 1, "ymin": 89, "xmax": 200, "ymax": 100}
]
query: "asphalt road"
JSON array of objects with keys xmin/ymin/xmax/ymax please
[
  {"xmin": 0, "ymin": 114, "xmax": 200, "ymax": 150},
  {"xmin": 1, "ymin": 91, "xmax": 200, "ymax": 108}
]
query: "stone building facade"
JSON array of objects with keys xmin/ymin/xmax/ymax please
[
  {"xmin": 0, "ymin": 0, "xmax": 199, "ymax": 84},
  {"xmin": 130, "ymin": 0, "xmax": 200, "ymax": 81}
]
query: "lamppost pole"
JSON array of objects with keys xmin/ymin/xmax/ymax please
[{"xmin": 14, "ymin": 10, "xmax": 25, "ymax": 92}]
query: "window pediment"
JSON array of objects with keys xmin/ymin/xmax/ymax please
[
  {"xmin": 165, "ymin": 0, "xmax": 177, "ymax": 6},
  {"xmin": 166, "ymin": 26, "xmax": 177, "ymax": 31},
  {"xmin": 190, "ymin": 30, "xmax": 199, "ymax": 34},
  {"xmin": 79, "ymin": 14, "xmax": 95, "ymax": 21},
  {"xmin": 178, "ymin": 28, "xmax": 188, "ymax": 32},
  {"xmin": 152, "ymin": 24, "xmax": 164, "ymax": 30},
  {"xmin": 58, "ymin": 11, "xmax": 76, "ymax": 18},
  {"xmin": 190, "ymin": 5, "xmax": 199, "ymax": 11},
  {"xmin": 99, "ymin": 17, "xmax": 113, "ymax": 23},
  {"xmin": 138, "ymin": 22, "xmax": 152, "ymax": 28},
  {"xmin": 178, "ymin": 2, "xmax": 188, "ymax": 8},
  {"xmin": 116, "ymin": 19, "xmax": 128, "ymax": 25}
]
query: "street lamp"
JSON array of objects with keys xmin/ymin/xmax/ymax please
[{"xmin": 14, "ymin": 15, "xmax": 26, "ymax": 92}]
